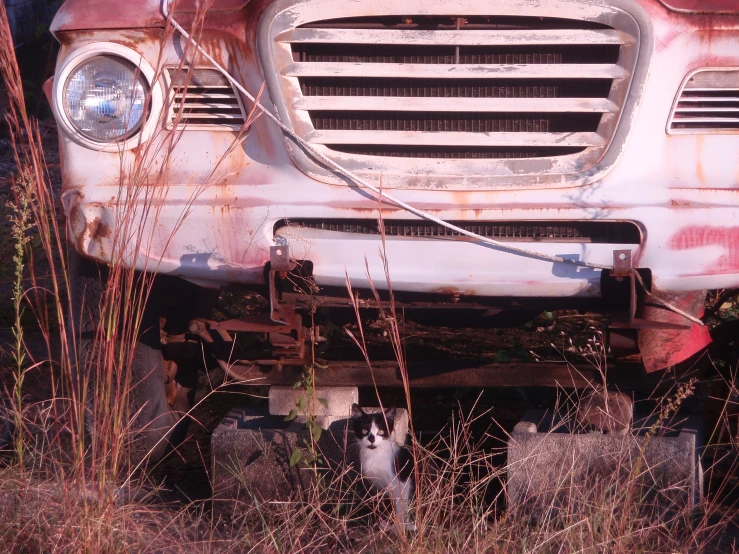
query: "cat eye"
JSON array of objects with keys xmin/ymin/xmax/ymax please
[
  {"xmin": 377, "ymin": 430, "xmax": 385, "ymax": 436},
  {"xmin": 362, "ymin": 428, "xmax": 369, "ymax": 435}
]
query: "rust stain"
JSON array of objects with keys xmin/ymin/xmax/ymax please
[
  {"xmin": 695, "ymin": 136, "xmax": 705, "ymax": 185},
  {"xmin": 88, "ymin": 217, "xmax": 111, "ymax": 240},
  {"xmin": 56, "ymin": 28, "xmax": 163, "ymax": 49},
  {"xmin": 642, "ymin": 0, "xmax": 738, "ymax": 53},
  {"xmin": 347, "ymin": 207, "xmax": 402, "ymax": 215},
  {"xmin": 51, "ymin": 0, "xmax": 252, "ymax": 34},
  {"xmin": 449, "ymin": 190, "xmax": 475, "ymax": 207},
  {"xmin": 432, "ymin": 288, "xmax": 464, "ymax": 301}
]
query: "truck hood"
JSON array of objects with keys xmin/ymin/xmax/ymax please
[{"xmin": 50, "ymin": 0, "xmax": 251, "ymax": 32}]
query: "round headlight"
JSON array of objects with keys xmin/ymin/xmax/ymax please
[{"xmin": 63, "ymin": 56, "xmax": 148, "ymax": 142}]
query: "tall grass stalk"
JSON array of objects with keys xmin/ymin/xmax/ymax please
[
  {"xmin": 0, "ymin": 0, "xmax": 256, "ymax": 549},
  {"xmin": 7, "ymin": 173, "xmax": 32, "ymax": 465}
]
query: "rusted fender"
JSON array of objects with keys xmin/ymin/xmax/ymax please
[
  {"xmin": 50, "ymin": 0, "xmax": 251, "ymax": 33},
  {"xmin": 658, "ymin": 0, "xmax": 739, "ymax": 13},
  {"xmin": 42, "ymin": 77, "xmax": 54, "ymax": 106},
  {"xmin": 638, "ymin": 290, "xmax": 711, "ymax": 373}
]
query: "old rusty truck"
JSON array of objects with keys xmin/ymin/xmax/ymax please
[{"xmin": 47, "ymin": 0, "xmax": 738, "ymax": 462}]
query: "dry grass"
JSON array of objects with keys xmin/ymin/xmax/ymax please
[{"xmin": 1, "ymin": 2, "xmax": 738, "ymax": 553}]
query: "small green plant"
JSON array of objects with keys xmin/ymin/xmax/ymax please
[{"xmin": 285, "ymin": 364, "xmax": 328, "ymax": 470}]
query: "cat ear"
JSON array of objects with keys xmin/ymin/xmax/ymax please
[
  {"xmin": 383, "ymin": 406, "xmax": 396, "ymax": 423},
  {"xmin": 351, "ymin": 403, "xmax": 364, "ymax": 418}
]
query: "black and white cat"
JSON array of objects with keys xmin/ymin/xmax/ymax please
[{"xmin": 351, "ymin": 403, "xmax": 415, "ymax": 531}]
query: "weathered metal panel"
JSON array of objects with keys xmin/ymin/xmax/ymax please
[
  {"xmin": 50, "ymin": 0, "xmax": 251, "ymax": 33},
  {"xmin": 49, "ymin": 0, "xmax": 739, "ymax": 297},
  {"xmin": 275, "ymin": 226, "xmax": 620, "ymax": 297},
  {"xmin": 658, "ymin": 0, "xmax": 739, "ymax": 13}
]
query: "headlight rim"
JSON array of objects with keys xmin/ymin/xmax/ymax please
[{"xmin": 53, "ymin": 43, "xmax": 163, "ymax": 151}]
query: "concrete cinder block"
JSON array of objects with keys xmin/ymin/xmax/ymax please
[
  {"xmin": 211, "ymin": 407, "xmax": 344, "ymax": 500},
  {"xmin": 268, "ymin": 386, "xmax": 358, "ymax": 417},
  {"xmin": 212, "ymin": 406, "xmax": 409, "ymax": 501},
  {"xmin": 507, "ymin": 410, "xmax": 703, "ymax": 511}
]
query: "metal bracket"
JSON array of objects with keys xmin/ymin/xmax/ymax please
[
  {"xmin": 611, "ymin": 249, "xmax": 636, "ymax": 325},
  {"xmin": 612, "ymin": 249, "xmax": 633, "ymax": 278},
  {"xmin": 181, "ymin": 244, "xmax": 308, "ymax": 377},
  {"xmin": 268, "ymin": 244, "xmax": 297, "ymax": 326},
  {"xmin": 607, "ymin": 249, "xmax": 689, "ymax": 331},
  {"xmin": 270, "ymin": 245, "xmax": 294, "ymax": 272}
]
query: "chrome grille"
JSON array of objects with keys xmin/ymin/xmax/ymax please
[
  {"xmin": 261, "ymin": 1, "xmax": 642, "ymax": 188},
  {"xmin": 668, "ymin": 69, "xmax": 739, "ymax": 133},
  {"xmin": 167, "ymin": 68, "xmax": 246, "ymax": 129}
]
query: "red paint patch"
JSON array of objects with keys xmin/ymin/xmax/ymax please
[
  {"xmin": 639, "ymin": 290, "xmax": 711, "ymax": 372},
  {"xmin": 669, "ymin": 225, "xmax": 739, "ymax": 273}
]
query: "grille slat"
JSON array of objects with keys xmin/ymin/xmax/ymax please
[
  {"xmin": 309, "ymin": 130, "xmax": 604, "ymax": 147},
  {"xmin": 328, "ymin": 145, "xmax": 582, "ymax": 159},
  {"xmin": 675, "ymin": 107, "xmax": 739, "ymax": 112},
  {"xmin": 284, "ymin": 62, "xmax": 628, "ymax": 79},
  {"xmin": 296, "ymin": 96, "xmax": 618, "ymax": 112},
  {"xmin": 669, "ymin": 70, "xmax": 739, "ymax": 133},
  {"xmin": 292, "ymin": 43, "xmax": 620, "ymax": 65},
  {"xmin": 672, "ymin": 117, "xmax": 739, "ymax": 125},
  {"xmin": 167, "ymin": 68, "xmax": 246, "ymax": 130},
  {"xmin": 276, "ymin": 219, "xmax": 641, "ymax": 244},
  {"xmin": 174, "ymin": 102, "xmax": 245, "ymax": 110},
  {"xmin": 174, "ymin": 93, "xmax": 239, "ymax": 99},
  {"xmin": 299, "ymin": 77, "xmax": 611, "ymax": 98},
  {"xmin": 264, "ymin": 6, "xmax": 638, "ymax": 176},
  {"xmin": 279, "ymin": 28, "xmax": 631, "ymax": 46},
  {"xmin": 310, "ymin": 111, "xmax": 600, "ymax": 132},
  {"xmin": 677, "ymin": 97, "xmax": 739, "ymax": 103}
]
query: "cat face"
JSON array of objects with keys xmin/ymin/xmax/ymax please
[{"xmin": 351, "ymin": 404, "xmax": 396, "ymax": 450}]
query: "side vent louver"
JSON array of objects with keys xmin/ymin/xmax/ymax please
[
  {"xmin": 167, "ymin": 68, "xmax": 246, "ymax": 129},
  {"xmin": 668, "ymin": 68, "xmax": 739, "ymax": 133}
]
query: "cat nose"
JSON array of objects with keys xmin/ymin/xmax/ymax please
[{"xmin": 368, "ymin": 434, "xmax": 375, "ymax": 443}]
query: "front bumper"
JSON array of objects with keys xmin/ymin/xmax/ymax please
[{"xmin": 63, "ymin": 166, "xmax": 739, "ymax": 297}]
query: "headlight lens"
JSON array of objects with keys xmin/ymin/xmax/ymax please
[{"xmin": 63, "ymin": 56, "xmax": 148, "ymax": 142}]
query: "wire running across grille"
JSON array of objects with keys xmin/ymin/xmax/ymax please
[
  {"xmin": 262, "ymin": 2, "xmax": 641, "ymax": 187},
  {"xmin": 167, "ymin": 68, "xmax": 246, "ymax": 129},
  {"xmin": 266, "ymin": 6, "xmax": 639, "ymax": 168},
  {"xmin": 276, "ymin": 219, "xmax": 642, "ymax": 244}
]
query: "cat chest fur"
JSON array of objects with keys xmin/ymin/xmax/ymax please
[{"xmin": 359, "ymin": 440, "xmax": 405, "ymax": 490}]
